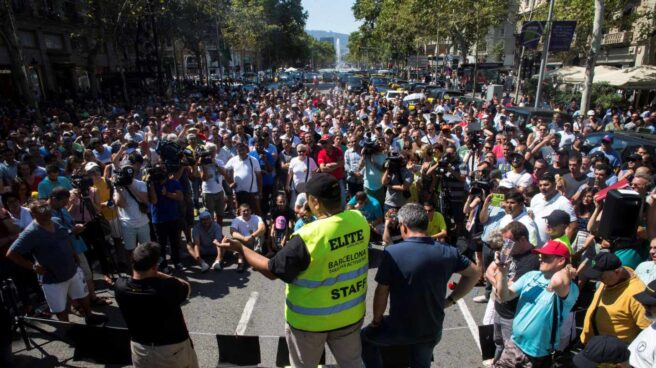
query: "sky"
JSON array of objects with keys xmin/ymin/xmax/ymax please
[{"xmin": 301, "ymin": 0, "xmax": 360, "ymax": 35}]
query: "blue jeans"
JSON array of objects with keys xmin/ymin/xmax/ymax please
[{"xmin": 361, "ymin": 320, "xmax": 440, "ymax": 368}]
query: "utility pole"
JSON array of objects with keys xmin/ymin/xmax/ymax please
[
  {"xmin": 435, "ymin": 24, "xmax": 440, "ymax": 82},
  {"xmin": 514, "ymin": 0, "xmax": 536, "ymax": 103},
  {"xmin": 534, "ymin": 0, "xmax": 555, "ymax": 108},
  {"xmin": 580, "ymin": 0, "xmax": 604, "ymax": 115}
]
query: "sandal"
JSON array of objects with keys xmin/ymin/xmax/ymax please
[{"xmin": 91, "ymin": 296, "xmax": 113, "ymax": 306}]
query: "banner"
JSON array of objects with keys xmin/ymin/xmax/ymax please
[
  {"xmin": 549, "ymin": 21, "xmax": 577, "ymax": 52},
  {"xmin": 520, "ymin": 21, "xmax": 545, "ymax": 49}
]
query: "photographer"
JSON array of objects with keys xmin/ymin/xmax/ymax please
[
  {"xmin": 381, "ymin": 151, "xmax": 413, "ymax": 212},
  {"xmin": 358, "ymin": 140, "xmax": 387, "ymax": 207},
  {"xmin": 198, "ymin": 142, "xmax": 227, "ymax": 226},
  {"xmin": 147, "ymin": 164, "xmax": 184, "ymax": 273},
  {"xmin": 428, "ymin": 145, "xmax": 467, "ymax": 238},
  {"xmin": 113, "ymin": 165, "xmax": 150, "ymax": 260}
]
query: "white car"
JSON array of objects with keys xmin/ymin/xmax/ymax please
[{"xmin": 385, "ymin": 90, "xmax": 402, "ymax": 102}]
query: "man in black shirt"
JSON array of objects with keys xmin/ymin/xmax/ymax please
[
  {"xmin": 485, "ymin": 221, "xmax": 539, "ymax": 365},
  {"xmin": 114, "ymin": 242, "xmax": 198, "ymax": 368}
]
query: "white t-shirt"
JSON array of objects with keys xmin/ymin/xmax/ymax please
[
  {"xmin": 201, "ymin": 158, "xmax": 225, "ymax": 194},
  {"xmin": 225, "ymin": 155, "xmax": 261, "ymax": 193},
  {"xmin": 115, "ymin": 180, "xmax": 150, "ymax": 228},
  {"xmin": 230, "ymin": 215, "xmax": 263, "ymax": 237},
  {"xmin": 421, "ymin": 134, "xmax": 439, "ymax": 145},
  {"xmin": 498, "ymin": 210, "xmax": 539, "ymax": 247},
  {"xmin": 505, "ymin": 170, "xmax": 533, "ymax": 189},
  {"xmin": 289, "ymin": 156, "xmax": 317, "ymax": 187},
  {"xmin": 629, "ymin": 322, "xmax": 656, "ymax": 368},
  {"xmin": 529, "ymin": 193, "xmax": 576, "ymax": 247}
]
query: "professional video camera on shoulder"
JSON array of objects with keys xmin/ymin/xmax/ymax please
[
  {"xmin": 384, "ymin": 150, "xmax": 404, "ymax": 173},
  {"xmin": 361, "ymin": 137, "xmax": 379, "ymax": 156},
  {"xmin": 197, "ymin": 149, "xmax": 214, "ymax": 165},
  {"xmin": 112, "ymin": 166, "xmax": 135, "ymax": 188},
  {"xmin": 145, "ymin": 165, "xmax": 168, "ymax": 185},
  {"xmin": 466, "ymin": 121, "xmax": 483, "ymax": 150}
]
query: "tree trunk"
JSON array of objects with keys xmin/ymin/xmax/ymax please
[
  {"xmin": 86, "ymin": 45, "xmax": 100, "ymax": 99},
  {"xmin": 580, "ymin": 0, "xmax": 604, "ymax": 114},
  {"xmin": 1, "ymin": 0, "xmax": 37, "ymax": 109}
]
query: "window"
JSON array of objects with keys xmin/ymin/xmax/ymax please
[
  {"xmin": 44, "ymin": 33, "xmax": 64, "ymax": 50},
  {"xmin": 18, "ymin": 30, "xmax": 37, "ymax": 48}
]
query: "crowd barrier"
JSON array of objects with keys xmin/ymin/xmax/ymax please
[{"xmin": 17, "ymin": 316, "xmax": 431, "ymax": 367}]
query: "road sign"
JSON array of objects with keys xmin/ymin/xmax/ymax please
[
  {"xmin": 520, "ymin": 21, "xmax": 545, "ymax": 50},
  {"xmin": 549, "ymin": 21, "xmax": 577, "ymax": 52}
]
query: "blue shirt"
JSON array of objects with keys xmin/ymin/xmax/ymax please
[
  {"xmin": 347, "ymin": 195, "xmax": 383, "ymax": 222},
  {"xmin": 151, "ymin": 179, "xmax": 182, "ymax": 223},
  {"xmin": 249, "ymin": 150, "xmax": 275, "ymax": 186},
  {"xmin": 9, "ymin": 219, "xmax": 78, "ymax": 284},
  {"xmin": 376, "ymin": 237, "xmax": 470, "ymax": 342},
  {"xmin": 51, "ymin": 207, "xmax": 87, "ymax": 254},
  {"xmin": 363, "ymin": 153, "xmax": 386, "ymax": 191},
  {"xmin": 37, "ymin": 176, "xmax": 72, "ymax": 199},
  {"xmin": 192, "ymin": 222, "xmax": 223, "ymax": 252},
  {"xmin": 590, "ymin": 147, "xmax": 621, "ymax": 168},
  {"xmin": 510, "ymin": 270, "xmax": 579, "ymax": 357}
]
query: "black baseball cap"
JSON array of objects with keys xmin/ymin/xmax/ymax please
[
  {"xmin": 544, "ymin": 210, "xmax": 570, "ymax": 226},
  {"xmin": 573, "ymin": 335, "xmax": 629, "ymax": 368},
  {"xmin": 304, "ymin": 173, "xmax": 340, "ymax": 201},
  {"xmin": 634, "ymin": 279, "xmax": 656, "ymax": 306},
  {"xmin": 627, "ymin": 153, "xmax": 642, "ymax": 162},
  {"xmin": 583, "ymin": 252, "xmax": 623, "ymax": 280}
]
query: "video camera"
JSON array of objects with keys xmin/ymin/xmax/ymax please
[
  {"xmin": 145, "ymin": 165, "xmax": 167, "ymax": 184},
  {"xmin": 384, "ymin": 151, "xmax": 404, "ymax": 173},
  {"xmin": 361, "ymin": 138, "xmax": 378, "ymax": 156},
  {"xmin": 198, "ymin": 149, "xmax": 214, "ymax": 165},
  {"xmin": 71, "ymin": 174, "xmax": 93, "ymax": 196},
  {"xmin": 112, "ymin": 166, "xmax": 135, "ymax": 188}
]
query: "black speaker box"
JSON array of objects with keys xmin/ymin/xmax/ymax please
[{"xmin": 597, "ymin": 189, "xmax": 642, "ymax": 240}]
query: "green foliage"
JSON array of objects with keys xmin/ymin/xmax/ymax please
[
  {"xmin": 350, "ymin": 0, "xmax": 514, "ymax": 66},
  {"xmin": 492, "ymin": 41, "xmax": 505, "ymax": 62},
  {"xmin": 526, "ymin": 79, "xmax": 625, "ymax": 109}
]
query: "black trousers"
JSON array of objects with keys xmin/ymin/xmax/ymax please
[{"xmin": 154, "ymin": 220, "xmax": 182, "ymax": 265}]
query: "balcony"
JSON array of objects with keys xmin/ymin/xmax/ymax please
[{"xmin": 601, "ymin": 31, "xmax": 633, "ymax": 46}]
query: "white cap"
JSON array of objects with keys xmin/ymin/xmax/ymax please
[
  {"xmin": 167, "ymin": 133, "xmax": 178, "ymax": 142},
  {"xmin": 587, "ymin": 110, "xmax": 595, "ymax": 116},
  {"xmin": 84, "ymin": 162, "xmax": 100, "ymax": 173}
]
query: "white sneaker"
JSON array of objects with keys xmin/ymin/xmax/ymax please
[
  {"xmin": 199, "ymin": 261, "xmax": 210, "ymax": 272},
  {"xmin": 482, "ymin": 359, "xmax": 494, "ymax": 367},
  {"xmin": 211, "ymin": 260, "xmax": 223, "ymax": 271},
  {"xmin": 473, "ymin": 295, "xmax": 489, "ymax": 303}
]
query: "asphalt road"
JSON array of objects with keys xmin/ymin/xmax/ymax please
[{"xmin": 10, "ymin": 236, "xmax": 490, "ymax": 368}]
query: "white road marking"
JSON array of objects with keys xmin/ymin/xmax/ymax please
[
  {"xmin": 457, "ymin": 299, "xmax": 481, "ymax": 352},
  {"xmin": 235, "ymin": 292, "xmax": 259, "ymax": 335}
]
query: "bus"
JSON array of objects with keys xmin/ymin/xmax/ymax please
[{"xmin": 458, "ymin": 63, "xmax": 503, "ymax": 92}]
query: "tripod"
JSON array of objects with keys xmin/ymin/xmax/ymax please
[{"xmin": 77, "ymin": 192, "xmax": 121, "ymax": 280}]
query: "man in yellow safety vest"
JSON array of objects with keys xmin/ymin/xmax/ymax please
[{"xmin": 219, "ymin": 173, "xmax": 370, "ymax": 367}]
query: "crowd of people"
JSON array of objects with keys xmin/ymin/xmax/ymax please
[{"xmin": 1, "ymin": 78, "xmax": 656, "ymax": 368}]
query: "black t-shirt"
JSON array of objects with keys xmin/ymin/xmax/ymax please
[
  {"xmin": 268, "ymin": 235, "xmax": 311, "ymax": 283},
  {"xmin": 114, "ymin": 276, "xmax": 190, "ymax": 345},
  {"xmin": 494, "ymin": 250, "xmax": 540, "ymax": 319}
]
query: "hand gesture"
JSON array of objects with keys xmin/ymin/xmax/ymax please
[
  {"xmin": 33, "ymin": 264, "xmax": 48, "ymax": 275},
  {"xmin": 215, "ymin": 237, "xmax": 242, "ymax": 252}
]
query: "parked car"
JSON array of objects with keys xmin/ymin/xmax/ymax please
[
  {"xmin": 403, "ymin": 93, "xmax": 425, "ymax": 110},
  {"xmin": 384, "ymin": 90, "xmax": 403, "ymax": 102},
  {"xmin": 503, "ymin": 107, "xmax": 573, "ymax": 126},
  {"xmin": 567, "ymin": 131, "xmax": 656, "ymax": 161},
  {"xmin": 346, "ymin": 77, "xmax": 366, "ymax": 94},
  {"xmin": 426, "ymin": 88, "xmax": 464, "ymax": 103}
]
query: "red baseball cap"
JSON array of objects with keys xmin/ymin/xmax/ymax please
[
  {"xmin": 532, "ymin": 240, "xmax": 570, "ymax": 258},
  {"xmin": 319, "ymin": 134, "xmax": 332, "ymax": 143}
]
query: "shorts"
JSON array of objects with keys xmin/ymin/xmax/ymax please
[
  {"xmin": 78, "ymin": 253, "xmax": 93, "ymax": 281},
  {"xmin": 108, "ymin": 217, "xmax": 121, "ymax": 238},
  {"xmin": 41, "ymin": 268, "xmax": 88, "ymax": 314},
  {"xmin": 202, "ymin": 192, "xmax": 225, "ymax": 217},
  {"xmin": 122, "ymin": 223, "xmax": 151, "ymax": 251},
  {"xmin": 131, "ymin": 338, "xmax": 199, "ymax": 368}
]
